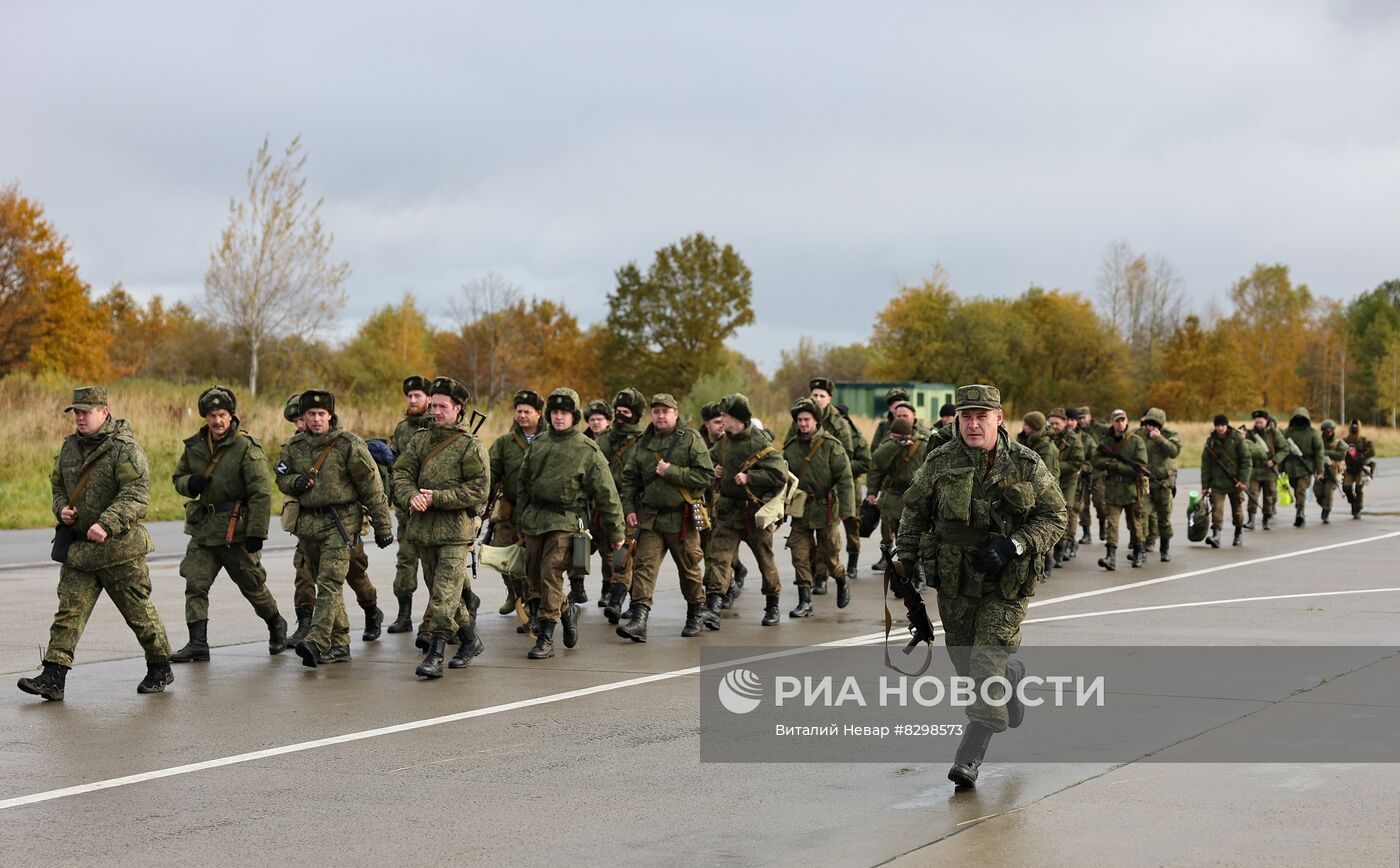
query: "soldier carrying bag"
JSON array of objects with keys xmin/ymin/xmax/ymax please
[{"xmin": 52, "ymin": 462, "xmax": 100, "ymax": 564}]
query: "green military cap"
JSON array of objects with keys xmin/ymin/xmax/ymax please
[
  {"xmin": 197, "ymin": 385, "xmax": 236, "ymax": 416},
  {"xmin": 890, "ymin": 417, "xmax": 914, "ymax": 437},
  {"xmin": 1047, "ymin": 407, "xmax": 1066, "ymax": 420},
  {"xmin": 885, "ymin": 386, "xmax": 909, "ymax": 404},
  {"xmin": 1022, "ymin": 411, "xmax": 1046, "ymax": 432},
  {"xmin": 1076, "ymin": 406, "xmax": 1092, "ymax": 417},
  {"xmin": 428, "ymin": 376, "xmax": 470, "ymax": 406},
  {"xmin": 298, "ymin": 389, "xmax": 335, "ymax": 416},
  {"xmin": 809, "ymin": 376, "xmax": 836, "ymax": 396},
  {"xmin": 64, "ymin": 385, "xmax": 109, "ymax": 412},
  {"xmin": 954, "ymin": 384, "xmax": 1001, "ymax": 411},
  {"xmin": 650, "ymin": 393, "xmax": 679, "ymax": 411},
  {"xmin": 584, "ymin": 399, "xmax": 612, "ymax": 419},
  {"xmin": 513, "ymin": 388, "xmax": 544, "ymax": 411},
  {"xmin": 403, "ymin": 375, "xmax": 431, "ymax": 396},
  {"xmin": 283, "ymin": 393, "xmax": 303, "ymax": 422},
  {"xmin": 790, "ymin": 396, "xmax": 820, "ymax": 420}
]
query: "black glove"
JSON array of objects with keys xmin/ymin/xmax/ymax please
[
  {"xmin": 972, "ymin": 536, "xmax": 1017, "ymax": 574},
  {"xmin": 291, "ymin": 474, "xmax": 314, "ymax": 494},
  {"xmin": 187, "ymin": 475, "xmax": 209, "ymax": 495},
  {"xmin": 375, "ymin": 532, "xmax": 394, "ymax": 549},
  {"xmin": 244, "ymin": 537, "xmax": 264, "ymax": 554}
]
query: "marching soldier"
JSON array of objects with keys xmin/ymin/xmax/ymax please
[
  {"xmin": 588, "ymin": 387, "xmax": 645, "ymax": 609},
  {"xmin": 871, "ymin": 386, "xmax": 912, "ymax": 445},
  {"xmin": 833, "ymin": 401, "xmax": 871, "ymax": 579},
  {"xmin": 1201, "ymin": 414, "xmax": 1253, "ymax": 547},
  {"xmin": 169, "ymin": 385, "xmax": 286, "ymax": 663},
  {"xmin": 700, "ymin": 401, "xmax": 749, "ymax": 606},
  {"xmin": 275, "ymin": 390, "xmax": 395, "ymax": 668},
  {"xmin": 895, "ymin": 384, "xmax": 1066, "ymax": 788},
  {"xmin": 584, "ymin": 399, "xmax": 612, "ymax": 440},
  {"xmin": 705, "ymin": 394, "xmax": 790, "ymax": 626},
  {"xmin": 1045, "ymin": 409, "xmax": 1083, "ymax": 566},
  {"xmin": 1245, "ymin": 410, "xmax": 1287, "ymax": 530},
  {"xmin": 386, "ymin": 375, "xmax": 433, "ymax": 634},
  {"xmin": 19, "ymin": 386, "xmax": 174, "ymax": 701},
  {"xmin": 1317, "ymin": 419, "xmax": 1344, "ymax": 523},
  {"xmin": 866, "ymin": 405, "xmax": 929, "ymax": 569},
  {"xmin": 1072, "ymin": 406, "xmax": 1102, "ymax": 544},
  {"xmin": 1135, "ymin": 408, "xmax": 1181, "ymax": 562},
  {"xmin": 783, "ymin": 397, "xmax": 855, "ymax": 617},
  {"xmin": 1341, "ymin": 420, "xmax": 1376, "ymax": 519},
  {"xmin": 618, "ymin": 394, "xmax": 715, "ymax": 638},
  {"xmin": 936, "ymin": 402, "xmax": 956, "ymax": 429},
  {"xmin": 1282, "ymin": 407, "xmax": 1324, "ymax": 527},
  {"xmin": 516, "ymin": 388, "xmax": 625, "ymax": 658},
  {"xmin": 1091, "ymin": 409, "xmax": 1148, "ymax": 570},
  {"xmin": 803, "ymin": 377, "xmax": 857, "ymax": 591},
  {"xmin": 487, "ymin": 389, "xmax": 544, "ymax": 623},
  {"xmin": 390, "ymin": 377, "xmax": 490, "ymax": 678},
  {"xmin": 1016, "ymin": 412, "xmax": 1058, "ymax": 572}
]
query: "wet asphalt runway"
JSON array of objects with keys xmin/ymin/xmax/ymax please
[{"xmin": 2, "ymin": 463, "xmax": 1398, "ymax": 866}]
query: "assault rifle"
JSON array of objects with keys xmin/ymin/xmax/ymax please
[
  {"xmin": 1204, "ymin": 441, "xmax": 1260, "ymax": 511},
  {"xmin": 880, "ymin": 541, "xmax": 937, "ymax": 676},
  {"xmin": 1095, "ymin": 442, "xmax": 1168, "ymax": 491}
]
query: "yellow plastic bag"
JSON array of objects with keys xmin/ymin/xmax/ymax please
[{"xmin": 1277, "ymin": 475, "xmax": 1293, "ymax": 507}]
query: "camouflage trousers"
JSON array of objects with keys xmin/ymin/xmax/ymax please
[
  {"xmin": 294, "ymin": 539, "xmax": 377, "ymax": 613},
  {"xmin": 1342, "ymin": 471, "xmax": 1367, "ymax": 511},
  {"xmin": 1140, "ymin": 486, "xmax": 1174, "ymax": 544},
  {"xmin": 1089, "ymin": 475, "xmax": 1106, "ymax": 526},
  {"xmin": 1060, "ymin": 479, "xmax": 1081, "ymax": 545},
  {"xmin": 938, "ymin": 591, "xmax": 1029, "ymax": 733},
  {"xmin": 706, "ymin": 524, "xmax": 781, "ymax": 597},
  {"xmin": 44, "ymin": 559, "xmax": 172, "ymax": 668},
  {"xmin": 393, "ymin": 511, "xmax": 422, "ymax": 597},
  {"xmin": 525, "ymin": 531, "xmax": 572, "ymax": 622},
  {"xmin": 842, "ymin": 515, "xmax": 861, "ymax": 557},
  {"xmin": 418, "ymin": 543, "xmax": 472, "ymax": 636},
  {"xmin": 1287, "ymin": 473, "xmax": 1313, "ymax": 511},
  {"xmin": 630, "ymin": 525, "xmax": 704, "ymax": 608},
  {"xmin": 1077, "ymin": 475, "xmax": 1096, "ymax": 532},
  {"xmin": 1249, "ymin": 475, "xmax": 1277, "ymax": 519},
  {"xmin": 1103, "ymin": 501, "xmax": 1142, "ymax": 549},
  {"xmin": 1314, "ymin": 467, "xmax": 1340, "ymax": 512},
  {"xmin": 297, "ymin": 530, "xmax": 354, "ymax": 651},
  {"xmin": 789, "ymin": 524, "xmax": 844, "ymax": 588},
  {"xmin": 1210, "ymin": 488, "xmax": 1245, "ymax": 530},
  {"xmin": 179, "ymin": 540, "xmax": 280, "ymax": 623}
]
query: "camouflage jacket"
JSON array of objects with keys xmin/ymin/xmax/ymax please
[
  {"xmin": 391, "ymin": 420, "xmax": 491, "ymax": 546},
  {"xmin": 1343, "ymin": 434, "xmax": 1375, "ymax": 475},
  {"xmin": 50, "ymin": 417, "xmax": 155, "ymax": 570},
  {"xmin": 1245, "ymin": 424, "xmax": 1288, "ymax": 480},
  {"xmin": 516, "ymin": 423, "xmax": 625, "ymax": 544},
  {"xmin": 1050, "ymin": 429, "xmax": 1085, "ymax": 498},
  {"xmin": 391, "ymin": 411, "xmax": 434, "ymax": 458},
  {"xmin": 1201, "ymin": 429, "xmax": 1253, "ymax": 490},
  {"xmin": 619, "ymin": 424, "xmax": 715, "ymax": 534},
  {"xmin": 783, "ymin": 429, "xmax": 854, "ymax": 530},
  {"xmin": 897, "ymin": 429, "xmax": 1066, "ymax": 601},
  {"xmin": 275, "ymin": 424, "xmax": 393, "ymax": 540},
  {"xmin": 487, "ymin": 423, "xmax": 538, "ymax": 507},
  {"xmin": 1282, "ymin": 408, "xmax": 1324, "ymax": 477},
  {"xmin": 1132, "ymin": 425, "xmax": 1182, "ymax": 486},
  {"xmin": 710, "ymin": 424, "xmax": 789, "ymax": 531},
  {"xmin": 1016, "ymin": 429, "xmax": 1059, "ymax": 481},
  {"xmin": 173, "ymin": 418, "xmax": 271, "ymax": 545},
  {"xmin": 1083, "ymin": 421, "xmax": 1111, "ymax": 476},
  {"xmin": 842, "ymin": 411, "xmax": 872, "ymax": 479},
  {"xmin": 595, "ymin": 418, "xmax": 646, "ymax": 492},
  {"xmin": 868, "ymin": 430, "xmax": 932, "ymax": 499},
  {"xmin": 1091, "ymin": 429, "xmax": 1148, "ymax": 506}
]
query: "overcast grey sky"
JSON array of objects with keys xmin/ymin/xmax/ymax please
[{"xmin": 6, "ymin": 1, "xmax": 1399, "ymax": 371}]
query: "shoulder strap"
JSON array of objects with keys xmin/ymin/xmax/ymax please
[
  {"xmin": 513, "ymin": 431, "xmax": 528, "ymax": 452},
  {"xmin": 67, "ymin": 461, "xmax": 101, "ymax": 508},
  {"xmin": 421, "ymin": 430, "xmax": 467, "ymax": 468},
  {"xmin": 609, "ymin": 432, "xmax": 643, "ymax": 466},
  {"xmin": 738, "ymin": 443, "xmax": 778, "ymax": 474},
  {"xmin": 310, "ymin": 433, "xmax": 344, "ymax": 477},
  {"xmin": 892, "ymin": 440, "xmax": 920, "ymax": 477},
  {"xmin": 793, "ymin": 435, "xmax": 827, "ymax": 479},
  {"xmin": 202, "ymin": 430, "xmax": 236, "ymax": 480}
]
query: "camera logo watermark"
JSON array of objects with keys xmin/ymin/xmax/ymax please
[{"xmin": 717, "ymin": 668, "xmax": 763, "ymax": 714}]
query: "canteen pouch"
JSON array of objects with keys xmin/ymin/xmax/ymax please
[
  {"xmin": 784, "ymin": 488, "xmax": 809, "ymax": 518},
  {"xmin": 280, "ymin": 499, "xmax": 300, "ymax": 533},
  {"xmin": 571, "ymin": 530, "xmax": 592, "ymax": 575}
]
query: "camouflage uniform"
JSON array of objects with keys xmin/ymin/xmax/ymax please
[
  {"xmin": 1133, "ymin": 408, "xmax": 1181, "ymax": 557},
  {"xmin": 1281, "ymin": 407, "xmax": 1324, "ymax": 525},
  {"xmin": 1048, "ymin": 410, "xmax": 1084, "ymax": 559},
  {"xmin": 591, "ymin": 388, "xmax": 646, "ymax": 599},
  {"xmin": 1090, "ymin": 418, "xmax": 1148, "ymax": 566},
  {"xmin": 1201, "ymin": 421, "xmax": 1253, "ymax": 541},
  {"xmin": 783, "ymin": 399, "xmax": 855, "ymax": 612},
  {"xmin": 1245, "ymin": 412, "xmax": 1288, "ymax": 527},
  {"xmin": 390, "ymin": 377, "xmax": 434, "ymax": 600},
  {"xmin": 1341, "ymin": 423, "xmax": 1376, "ymax": 518},
  {"xmin": 867, "ymin": 419, "xmax": 930, "ymax": 555},
  {"xmin": 1316, "ymin": 420, "xmax": 1344, "ymax": 521}
]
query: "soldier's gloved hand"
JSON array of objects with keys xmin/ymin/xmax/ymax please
[
  {"xmin": 244, "ymin": 537, "xmax": 264, "ymax": 554},
  {"xmin": 973, "ymin": 537, "xmax": 1017, "ymax": 574},
  {"xmin": 187, "ymin": 475, "xmax": 209, "ymax": 495},
  {"xmin": 375, "ymin": 531, "xmax": 394, "ymax": 549},
  {"xmin": 291, "ymin": 474, "xmax": 314, "ymax": 494}
]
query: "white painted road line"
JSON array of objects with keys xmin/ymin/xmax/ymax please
[{"xmin": 3, "ymin": 529, "xmax": 1397, "ymax": 812}]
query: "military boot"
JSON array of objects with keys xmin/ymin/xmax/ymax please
[
  {"xmin": 17, "ymin": 662, "xmax": 67, "ymax": 702},
  {"xmin": 947, "ymin": 722, "xmax": 995, "ymax": 788},
  {"xmin": 872, "ymin": 554, "xmax": 889, "ymax": 573},
  {"xmin": 1005, "ymin": 658, "xmax": 1026, "ymax": 728},
  {"xmin": 681, "ymin": 602, "xmax": 705, "ymax": 637},
  {"xmin": 362, "ymin": 604, "xmax": 384, "ymax": 641},
  {"xmin": 1128, "ymin": 545, "xmax": 1143, "ymax": 568},
  {"xmin": 498, "ymin": 585, "xmax": 518, "ymax": 616},
  {"xmin": 761, "ymin": 594, "xmax": 781, "ymax": 626},
  {"xmin": 1352, "ymin": 501, "xmax": 1362, "ymax": 519},
  {"xmin": 416, "ymin": 634, "xmax": 448, "ymax": 679},
  {"xmin": 1052, "ymin": 543, "xmax": 1064, "ymax": 568},
  {"xmin": 286, "ymin": 606, "xmax": 313, "ymax": 647},
  {"xmin": 295, "ymin": 639, "xmax": 320, "ymax": 668},
  {"xmin": 561, "ymin": 602, "xmax": 581, "ymax": 649},
  {"xmin": 617, "ymin": 604, "xmax": 650, "ymax": 643},
  {"xmin": 1206, "ymin": 528, "xmax": 1221, "ymax": 548},
  {"xmin": 1098, "ymin": 545, "xmax": 1117, "ymax": 571},
  {"xmin": 1294, "ymin": 506, "xmax": 1305, "ymax": 528},
  {"xmin": 789, "ymin": 586, "xmax": 813, "ymax": 618},
  {"xmin": 702, "ymin": 592, "xmax": 724, "ymax": 630},
  {"xmin": 835, "ymin": 575, "xmax": 851, "ymax": 609},
  {"xmin": 812, "ymin": 576, "xmax": 827, "ymax": 596},
  {"xmin": 1321, "ymin": 508, "xmax": 1330, "ymax": 524},
  {"xmin": 1233, "ymin": 527, "xmax": 1244, "ymax": 547},
  {"xmin": 516, "ymin": 599, "xmax": 540, "ymax": 638},
  {"xmin": 169, "ymin": 620, "xmax": 210, "ymax": 663},
  {"xmin": 137, "ymin": 662, "xmax": 174, "ymax": 694},
  {"xmin": 387, "ymin": 594, "xmax": 415, "ymax": 633},
  {"xmin": 1160, "ymin": 539, "xmax": 1171, "ymax": 563},
  {"xmin": 568, "ymin": 577, "xmax": 588, "ymax": 604},
  {"xmin": 415, "ymin": 630, "xmax": 431, "ymax": 650},
  {"xmin": 1243, "ymin": 511, "xmax": 1255, "ymax": 531},
  {"xmin": 1262, "ymin": 514, "xmax": 1271, "ymax": 531},
  {"xmin": 449, "ymin": 619, "xmax": 483, "ymax": 668},
  {"xmin": 267, "ymin": 613, "xmax": 288, "ymax": 655},
  {"xmin": 1078, "ymin": 525, "xmax": 1092, "ymax": 545},
  {"xmin": 723, "ymin": 574, "xmax": 743, "ymax": 609},
  {"xmin": 1098, "ymin": 518, "xmax": 1107, "ymax": 541},
  {"xmin": 846, "ymin": 552, "xmax": 859, "ymax": 578},
  {"xmin": 732, "ymin": 559, "xmax": 748, "ymax": 587},
  {"xmin": 603, "ymin": 582, "xmax": 629, "ymax": 625},
  {"xmin": 528, "ymin": 619, "xmax": 556, "ymax": 659}
]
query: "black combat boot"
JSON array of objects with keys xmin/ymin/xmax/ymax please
[
  {"xmin": 812, "ymin": 576, "xmax": 827, "ymax": 596},
  {"xmin": 1321, "ymin": 507, "xmax": 1330, "ymax": 524},
  {"xmin": 449, "ymin": 618, "xmax": 483, "ymax": 668},
  {"xmin": 761, "ymin": 594, "xmax": 781, "ymax": 626},
  {"xmin": 846, "ymin": 551, "xmax": 859, "ymax": 578},
  {"xmin": 1352, "ymin": 501, "xmax": 1362, "ymax": 519},
  {"xmin": 1262, "ymin": 514, "xmax": 1271, "ymax": 531},
  {"xmin": 948, "ymin": 722, "xmax": 995, "ymax": 788},
  {"xmin": 1294, "ymin": 506, "xmax": 1305, "ymax": 528},
  {"xmin": 872, "ymin": 554, "xmax": 889, "ymax": 573},
  {"xmin": 1098, "ymin": 545, "xmax": 1117, "ymax": 571},
  {"xmin": 1206, "ymin": 528, "xmax": 1221, "ymax": 548},
  {"xmin": 1005, "ymin": 658, "xmax": 1026, "ymax": 728},
  {"xmin": 732, "ymin": 559, "xmax": 748, "ymax": 587},
  {"xmin": 415, "ymin": 630, "xmax": 431, "ymax": 650},
  {"xmin": 319, "ymin": 644, "xmax": 352, "ymax": 663},
  {"xmin": 1160, "ymin": 539, "xmax": 1171, "ymax": 563},
  {"xmin": 561, "ymin": 602, "xmax": 581, "ymax": 649},
  {"xmin": 1098, "ymin": 517, "xmax": 1107, "ymax": 541},
  {"xmin": 17, "ymin": 662, "xmax": 68, "ymax": 702},
  {"xmin": 1128, "ymin": 544, "xmax": 1143, "ymax": 568},
  {"xmin": 170, "ymin": 621, "xmax": 210, "ymax": 663},
  {"xmin": 1244, "ymin": 511, "xmax": 1255, "ymax": 531},
  {"xmin": 361, "ymin": 604, "xmax": 383, "ymax": 641},
  {"xmin": 568, "ymin": 577, "xmax": 588, "ymax": 605},
  {"xmin": 516, "ymin": 599, "xmax": 540, "ymax": 637},
  {"xmin": 528, "ymin": 619, "xmax": 556, "ymax": 659},
  {"xmin": 723, "ymin": 574, "xmax": 743, "ymax": 609},
  {"xmin": 1233, "ymin": 527, "xmax": 1244, "ymax": 547},
  {"xmin": 603, "ymin": 583, "xmax": 629, "ymax": 625},
  {"xmin": 1078, "ymin": 525, "xmax": 1091, "ymax": 545},
  {"xmin": 617, "ymin": 604, "xmax": 650, "ymax": 643},
  {"xmin": 416, "ymin": 634, "xmax": 448, "ymax": 679},
  {"xmin": 1052, "ymin": 543, "xmax": 1064, "ymax": 568},
  {"xmin": 681, "ymin": 602, "xmax": 705, "ymax": 637},
  {"xmin": 387, "ymin": 594, "xmax": 414, "ymax": 633},
  {"xmin": 789, "ymin": 586, "xmax": 813, "ymax": 618},
  {"xmin": 267, "ymin": 613, "xmax": 288, "ymax": 655},
  {"xmin": 137, "ymin": 662, "xmax": 174, "ymax": 694},
  {"xmin": 295, "ymin": 639, "xmax": 320, "ymax": 668},
  {"xmin": 836, "ymin": 575, "xmax": 851, "ymax": 609},
  {"xmin": 702, "ymin": 592, "xmax": 724, "ymax": 630},
  {"xmin": 286, "ymin": 606, "xmax": 313, "ymax": 647}
]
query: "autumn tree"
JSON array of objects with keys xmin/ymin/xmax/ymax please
[
  {"xmin": 1343, "ymin": 280, "xmax": 1400, "ymax": 422},
  {"xmin": 1096, "ymin": 240, "xmax": 1184, "ymax": 391},
  {"xmin": 603, "ymin": 232, "xmax": 754, "ymax": 396},
  {"xmin": 772, "ymin": 337, "xmax": 874, "ymax": 399},
  {"xmin": 1148, "ymin": 315, "xmax": 1256, "ymax": 419},
  {"xmin": 204, "ymin": 135, "xmax": 349, "ymax": 397},
  {"xmin": 450, "ymin": 272, "xmax": 521, "ymax": 403},
  {"xmin": 0, "ymin": 183, "xmax": 111, "ymax": 379},
  {"xmin": 867, "ymin": 265, "xmax": 958, "ymax": 382},
  {"xmin": 1008, "ymin": 287, "xmax": 1128, "ymax": 412},
  {"xmin": 1220, "ymin": 264, "xmax": 1313, "ymax": 411}
]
